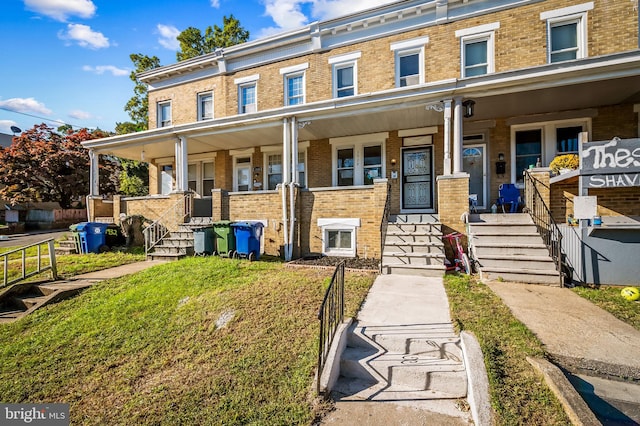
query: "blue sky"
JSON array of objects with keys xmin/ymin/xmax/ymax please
[{"xmin": 0, "ymin": 0, "xmax": 395, "ymax": 135}]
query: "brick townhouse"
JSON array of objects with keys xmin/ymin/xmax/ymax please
[{"xmin": 84, "ymin": 0, "xmax": 640, "ymax": 274}]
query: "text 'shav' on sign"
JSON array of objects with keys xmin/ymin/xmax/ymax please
[
  {"xmin": 581, "ymin": 137, "xmax": 640, "ymax": 189},
  {"xmin": 1, "ymin": 404, "xmax": 69, "ymax": 425}
]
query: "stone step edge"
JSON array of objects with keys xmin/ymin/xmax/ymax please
[{"xmin": 479, "ymin": 266, "xmax": 560, "ymax": 276}]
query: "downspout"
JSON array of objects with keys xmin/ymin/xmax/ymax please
[
  {"xmin": 282, "ymin": 118, "xmax": 290, "ymax": 260},
  {"xmin": 288, "ymin": 117, "xmax": 298, "ymax": 261}
]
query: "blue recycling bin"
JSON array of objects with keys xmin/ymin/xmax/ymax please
[
  {"xmin": 77, "ymin": 222, "xmax": 110, "ymax": 253},
  {"xmin": 231, "ymin": 222, "xmax": 264, "ymax": 261}
]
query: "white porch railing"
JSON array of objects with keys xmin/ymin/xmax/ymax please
[
  {"xmin": 1, "ymin": 239, "xmax": 58, "ymax": 288},
  {"xmin": 143, "ymin": 193, "xmax": 193, "ymax": 256}
]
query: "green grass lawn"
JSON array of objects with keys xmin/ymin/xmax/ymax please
[
  {"xmin": 444, "ymin": 274, "xmax": 570, "ymax": 425},
  {"xmin": 572, "ymin": 285, "xmax": 640, "ymax": 331},
  {"xmin": 0, "ymin": 257, "xmax": 375, "ymax": 425}
]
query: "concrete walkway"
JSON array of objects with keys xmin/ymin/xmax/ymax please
[
  {"xmin": 487, "ymin": 281, "xmax": 640, "ymax": 424},
  {"xmin": 322, "ymin": 274, "xmax": 484, "ymax": 425}
]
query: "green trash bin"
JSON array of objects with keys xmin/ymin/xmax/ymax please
[{"xmin": 213, "ymin": 220, "xmax": 235, "ymax": 257}]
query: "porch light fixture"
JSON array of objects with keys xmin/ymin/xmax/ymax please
[
  {"xmin": 498, "ymin": 153, "xmax": 504, "ymax": 161},
  {"xmin": 462, "ymin": 100, "xmax": 475, "ymax": 118},
  {"xmin": 141, "ymin": 147, "xmax": 145, "ymax": 161}
]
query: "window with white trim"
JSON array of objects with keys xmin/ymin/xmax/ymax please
[
  {"xmin": 391, "ymin": 37, "xmax": 428, "ymax": 88},
  {"xmin": 297, "ymin": 151, "xmax": 306, "ymax": 187},
  {"xmin": 285, "ymin": 73, "xmax": 304, "ymax": 106},
  {"xmin": 318, "ymin": 218, "xmax": 360, "ymax": 257},
  {"xmin": 456, "ymin": 22, "xmax": 498, "ymax": 78},
  {"xmin": 202, "ymin": 161, "xmax": 215, "ymax": 194},
  {"xmin": 197, "ymin": 92, "xmax": 213, "ymax": 121},
  {"xmin": 329, "ymin": 51, "xmax": 360, "ymax": 98},
  {"xmin": 239, "ymin": 83, "xmax": 256, "ymax": 114},
  {"xmin": 331, "ymin": 133, "xmax": 387, "ymax": 186},
  {"xmin": 158, "ymin": 101, "xmax": 171, "ymax": 127},
  {"xmin": 267, "ymin": 154, "xmax": 282, "ymax": 190},
  {"xmin": 187, "ymin": 161, "xmax": 215, "ymax": 195},
  {"xmin": 541, "ymin": 3, "xmax": 592, "ymax": 63},
  {"xmin": 261, "ymin": 143, "xmax": 308, "ymax": 189}
]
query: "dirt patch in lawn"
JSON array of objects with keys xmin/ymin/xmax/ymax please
[{"xmin": 287, "ymin": 255, "xmax": 380, "ymax": 271}]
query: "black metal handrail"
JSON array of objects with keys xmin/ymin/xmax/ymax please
[
  {"xmin": 523, "ymin": 171, "xmax": 564, "ymax": 287},
  {"xmin": 317, "ymin": 260, "xmax": 345, "ymax": 394},
  {"xmin": 379, "ymin": 182, "xmax": 391, "ymax": 272}
]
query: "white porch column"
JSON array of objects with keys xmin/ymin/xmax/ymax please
[
  {"xmin": 179, "ymin": 136, "xmax": 188, "ymax": 192},
  {"xmin": 453, "ymin": 97, "xmax": 464, "ymax": 174},
  {"xmin": 283, "ymin": 118, "xmax": 291, "ymax": 184},
  {"xmin": 443, "ymin": 99, "xmax": 452, "ymax": 175},
  {"xmin": 88, "ymin": 149, "xmax": 99, "ymax": 196},
  {"xmin": 291, "ymin": 117, "xmax": 299, "ymax": 184},
  {"xmin": 174, "ymin": 138, "xmax": 181, "ymax": 192}
]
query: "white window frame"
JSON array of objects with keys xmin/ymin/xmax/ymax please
[
  {"xmin": 235, "ymin": 74, "xmax": 259, "ymax": 114},
  {"xmin": 330, "ymin": 133, "xmax": 387, "ymax": 187},
  {"xmin": 157, "ymin": 101, "xmax": 172, "ymax": 127},
  {"xmin": 456, "ymin": 22, "xmax": 498, "ymax": 78},
  {"xmin": 280, "ymin": 63, "xmax": 308, "ymax": 106},
  {"xmin": 541, "ymin": 3, "xmax": 592, "ymax": 63},
  {"xmin": 510, "ymin": 118, "xmax": 591, "ymax": 185},
  {"xmin": 261, "ymin": 142, "xmax": 309, "ymax": 190},
  {"xmin": 197, "ymin": 92, "xmax": 213, "ymax": 121},
  {"xmin": 318, "ymin": 218, "xmax": 360, "ymax": 257},
  {"xmin": 329, "ymin": 51, "xmax": 361, "ymax": 98},
  {"xmin": 187, "ymin": 157, "xmax": 216, "ymax": 195},
  {"xmin": 391, "ymin": 36, "xmax": 428, "ymax": 88},
  {"xmin": 231, "ymin": 149, "xmax": 253, "ymax": 192}
]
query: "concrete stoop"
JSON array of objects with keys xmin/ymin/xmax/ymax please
[
  {"xmin": 468, "ymin": 213, "xmax": 561, "ymax": 285},
  {"xmin": 332, "ymin": 323, "xmax": 468, "ymax": 402},
  {"xmin": 381, "ymin": 215, "xmax": 446, "ymax": 277},
  {"xmin": 146, "ymin": 218, "xmax": 213, "ymax": 261}
]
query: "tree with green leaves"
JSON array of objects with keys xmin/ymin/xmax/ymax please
[
  {"xmin": 124, "ymin": 53, "xmax": 161, "ymax": 132},
  {"xmin": 176, "ymin": 15, "xmax": 249, "ymax": 61},
  {"xmin": 118, "ymin": 159, "xmax": 149, "ymax": 197},
  {"xmin": 0, "ymin": 124, "xmax": 119, "ymax": 208}
]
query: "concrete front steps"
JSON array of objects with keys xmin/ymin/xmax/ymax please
[
  {"xmin": 381, "ymin": 214, "xmax": 446, "ymax": 277},
  {"xmin": 332, "ymin": 322, "xmax": 467, "ymax": 401},
  {"xmin": 147, "ymin": 217, "xmax": 212, "ymax": 261},
  {"xmin": 468, "ymin": 213, "xmax": 561, "ymax": 285}
]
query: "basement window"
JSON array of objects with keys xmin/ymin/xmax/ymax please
[{"xmin": 318, "ymin": 218, "xmax": 360, "ymax": 257}]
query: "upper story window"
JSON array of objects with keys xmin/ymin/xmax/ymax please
[
  {"xmin": 541, "ymin": 2, "xmax": 593, "ymax": 63},
  {"xmin": 329, "ymin": 52, "xmax": 360, "ymax": 98},
  {"xmin": 456, "ymin": 23, "xmax": 499, "ymax": 78},
  {"xmin": 158, "ymin": 101, "xmax": 171, "ymax": 127},
  {"xmin": 391, "ymin": 37, "xmax": 428, "ymax": 88},
  {"xmin": 197, "ymin": 92, "xmax": 213, "ymax": 121},
  {"xmin": 234, "ymin": 74, "xmax": 259, "ymax": 114},
  {"xmin": 280, "ymin": 63, "xmax": 308, "ymax": 106}
]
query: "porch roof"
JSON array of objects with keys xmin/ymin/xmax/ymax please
[{"xmin": 83, "ymin": 50, "xmax": 640, "ymax": 162}]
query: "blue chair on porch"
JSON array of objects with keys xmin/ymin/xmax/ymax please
[{"xmin": 497, "ymin": 184, "xmax": 521, "ymax": 213}]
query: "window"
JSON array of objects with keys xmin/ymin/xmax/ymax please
[
  {"xmin": 267, "ymin": 154, "xmax": 282, "ymax": 190},
  {"xmin": 239, "ymin": 84, "xmax": 256, "ymax": 114},
  {"xmin": 160, "ymin": 164, "xmax": 174, "ymax": 195},
  {"xmin": 391, "ymin": 36, "xmax": 428, "ymax": 88},
  {"xmin": 197, "ymin": 92, "xmax": 213, "ymax": 121},
  {"xmin": 556, "ymin": 126, "xmax": 582, "ymax": 155},
  {"xmin": 235, "ymin": 157, "xmax": 251, "ymax": 191},
  {"xmin": 297, "ymin": 151, "xmax": 306, "ymax": 187},
  {"xmin": 203, "ymin": 162, "xmax": 214, "ymax": 194},
  {"xmin": 515, "ymin": 129, "xmax": 542, "ymax": 184},
  {"xmin": 455, "ymin": 23, "xmax": 498, "ymax": 78},
  {"xmin": 318, "ymin": 218, "xmax": 360, "ymax": 257},
  {"xmin": 331, "ymin": 132, "xmax": 387, "ymax": 186},
  {"xmin": 329, "ymin": 52, "xmax": 360, "ymax": 98},
  {"xmin": 363, "ymin": 145, "xmax": 382, "ymax": 184},
  {"xmin": 158, "ymin": 101, "xmax": 171, "ymax": 127},
  {"xmin": 188, "ymin": 164, "xmax": 197, "ymax": 192},
  {"xmin": 285, "ymin": 73, "xmax": 304, "ymax": 106},
  {"xmin": 337, "ymin": 148, "xmax": 354, "ymax": 186},
  {"xmin": 541, "ymin": 3, "xmax": 592, "ymax": 63}
]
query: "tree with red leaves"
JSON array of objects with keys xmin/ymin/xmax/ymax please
[{"xmin": 0, "ymin": 124, "xmax": 119, "ymax": 208}]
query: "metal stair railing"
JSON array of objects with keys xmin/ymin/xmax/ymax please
[
  {"xmin": 379, "ymin": 182, "xmax": 391, "ymax": 272},
  {"xmin": 2, "ymin": 239, "xmax": 58, "ymax": 288},
  {"xmin": 143, "ymin": 193, "xmax": 193, "ymax": 256},
  {"xmin": 523, "ymin": 171, "xmax": 565, "ymax": 287},
  {"xmin": 317, "ymin": 260, "xmax": 345, "ymax": 394}
]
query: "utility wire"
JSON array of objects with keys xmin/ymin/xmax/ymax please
[{"xmin": 0, "ymin": 106, "xmax": 95, "ymax": 130}]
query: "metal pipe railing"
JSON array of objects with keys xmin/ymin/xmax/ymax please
[
  {"xmin": 523, "ymin": 171, "xmax": 564, "ymax": 287},
  {"xmin": 317, "ymin": 260, "xmax": 345, "ymax": 394},
  {"xmin": 143, "ymin": 193, "xmax": 193, "ymax": 256},
  {"xmin": 1, "ymin": 239, "xmax": 58, "ymax": 287}
]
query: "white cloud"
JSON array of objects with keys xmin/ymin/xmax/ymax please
[
  {"xmin": 258, "ymin": 0, "xmax": 397, "ymax": 37},
  {"xmin": 0, "ymin": 97, "xmax": 52, "ymax": 115},
  {"xmin": 68, "ymin": 110, "xmax": 93, "ymax": 120},
  {"xmin": 157, "ymin": 24, "xmax": 181, "ymax": 50},
  {"xmin": 0, "ymin": 120, "xmax": 20, "ymax": 134},
  {"xmin": 24, "ymin": 0, "xmax": 96, "ymax": 22},
  {"xmin": 82, "ymin": 65, "xmax": 129, "ymax": 77},
  {"xmin": 59, "ymin": 23, "xmax": 109, "ymax": 49},
  {"xmin": 210, "ymin": 0, "xmax": 220, "ymax": 8}
]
